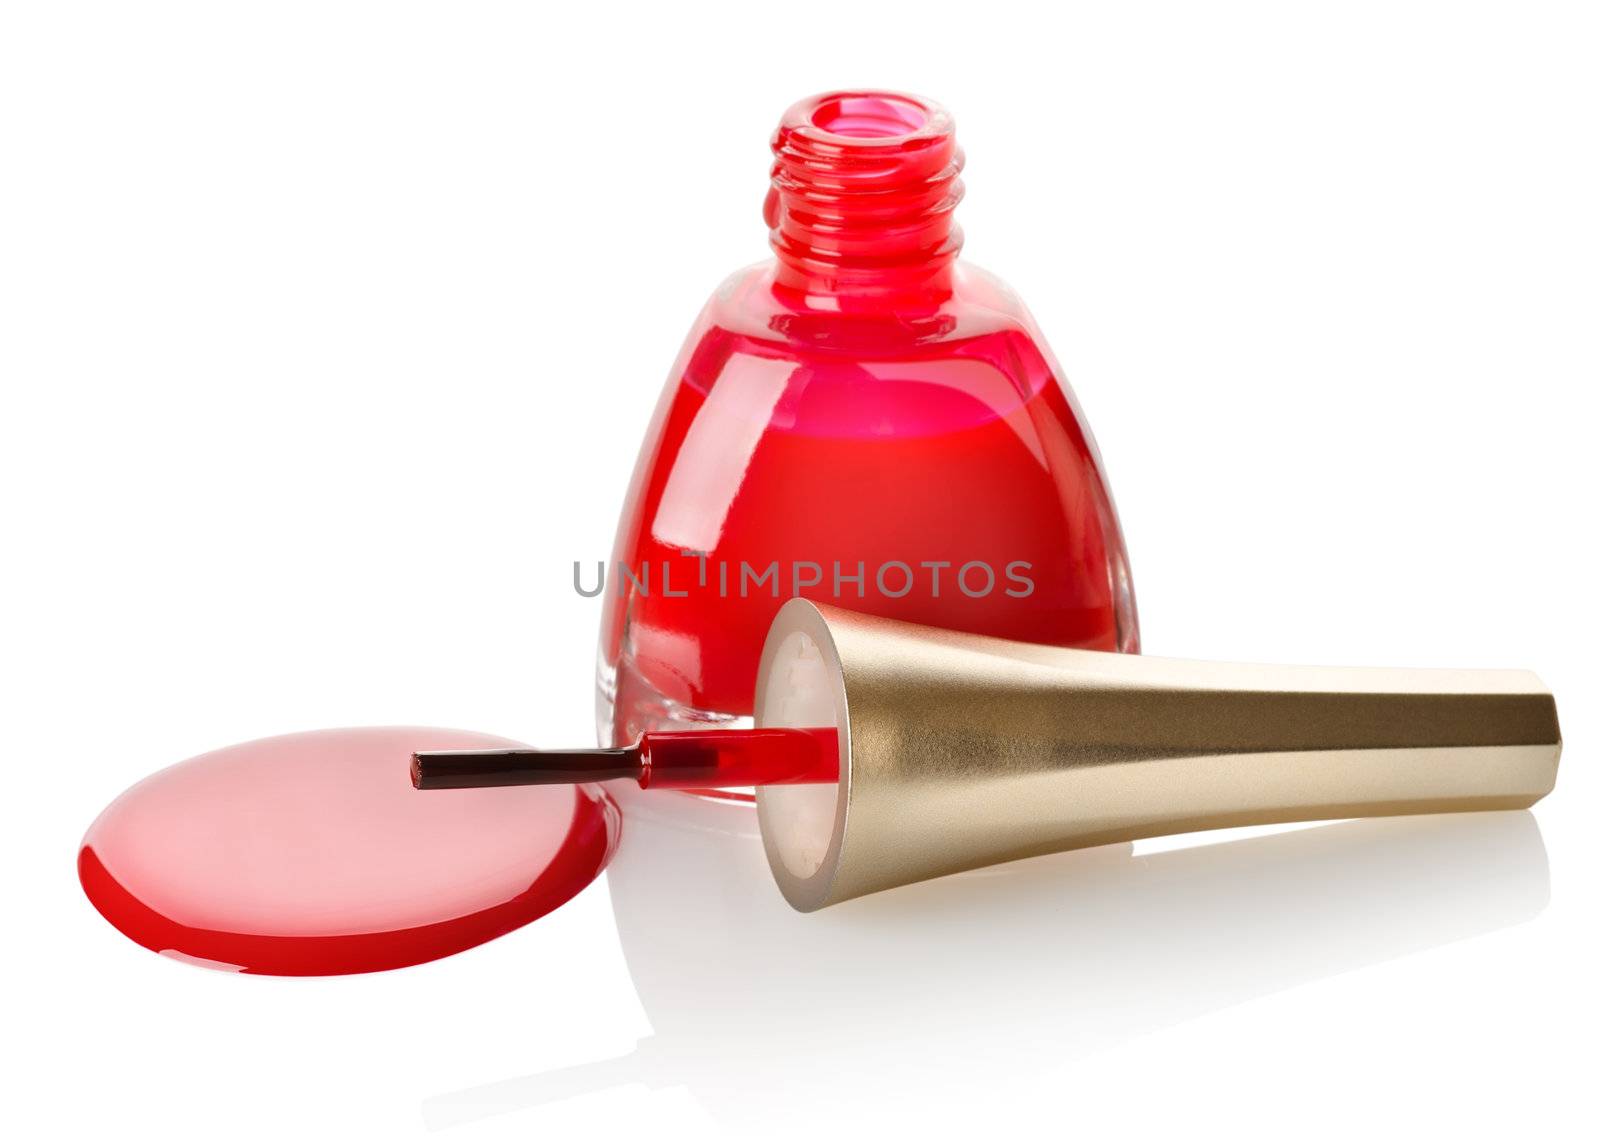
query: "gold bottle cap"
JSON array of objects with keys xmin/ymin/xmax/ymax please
[{"xmin": 754, "ymin": 600, "xmax": 1560, "ymax": 911}]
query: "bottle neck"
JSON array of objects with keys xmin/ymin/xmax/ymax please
[{"xmin": 765, "ymin": 91, "xmax": 965, "ymax": 299}]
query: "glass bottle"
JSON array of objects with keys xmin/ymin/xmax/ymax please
[{"xmin": 598, "ymin": 91, "xmax": 1139, "ymax": 748}]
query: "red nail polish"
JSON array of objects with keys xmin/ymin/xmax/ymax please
[
  {"xmin": 599, "ymin": 91, "xmax": 1140, "ymax": 748},
  {"xmin": 79, "ymin": 728, "xmax": 619, "ymax": 975}
]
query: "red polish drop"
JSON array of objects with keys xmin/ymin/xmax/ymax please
[{"xmin": 78, "ymin": 727, "xmax": 619, "ymax": 975}]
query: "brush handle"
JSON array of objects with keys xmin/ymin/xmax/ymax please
[
  {"xmin": 1010, "ymin": 657, "xmax": 1560, "ymax": 841},
  {"xmin": 754, "ymin": 600, "xmax": 1563, "ymax": 910}
]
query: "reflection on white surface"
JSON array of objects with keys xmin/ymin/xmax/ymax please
[{"xmin": 424, "ymin": 794, "xmax": 1548, "ymax": 1130}]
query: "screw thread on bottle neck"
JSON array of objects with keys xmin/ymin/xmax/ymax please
[{"xmin": 765, "ymin": 91, "xmax": 965, "ymax": 296}]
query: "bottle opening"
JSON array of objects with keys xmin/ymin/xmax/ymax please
[
  {"xmin": 768, "ymin": 90, "xmax": 965, "ymax": 292},
  {"xmin": 809, "ymin": 93, "xmax": 929, "ymax": 139}
]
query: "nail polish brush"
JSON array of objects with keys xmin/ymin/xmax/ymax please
[
  {"xmin": 413, "ymin": 727, "xmax": 838, "ymax": 791},
  {"xmin": 417, "ymin": 600, "xmax": 1562, "ymax": 912}
]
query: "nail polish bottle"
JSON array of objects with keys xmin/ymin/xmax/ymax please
[{"xmin": 598, "ymin": 91, "xmax": 1139, "ymax": 747}]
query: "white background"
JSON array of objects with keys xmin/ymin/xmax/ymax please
[{"xmin": 3, "ymin": 1, "xmax": 1597, "ymax": 1144}]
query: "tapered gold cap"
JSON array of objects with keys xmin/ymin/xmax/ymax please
[{"xmin": 753, "ymin": 600, "xmax": 1561, "ymax": 911}]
